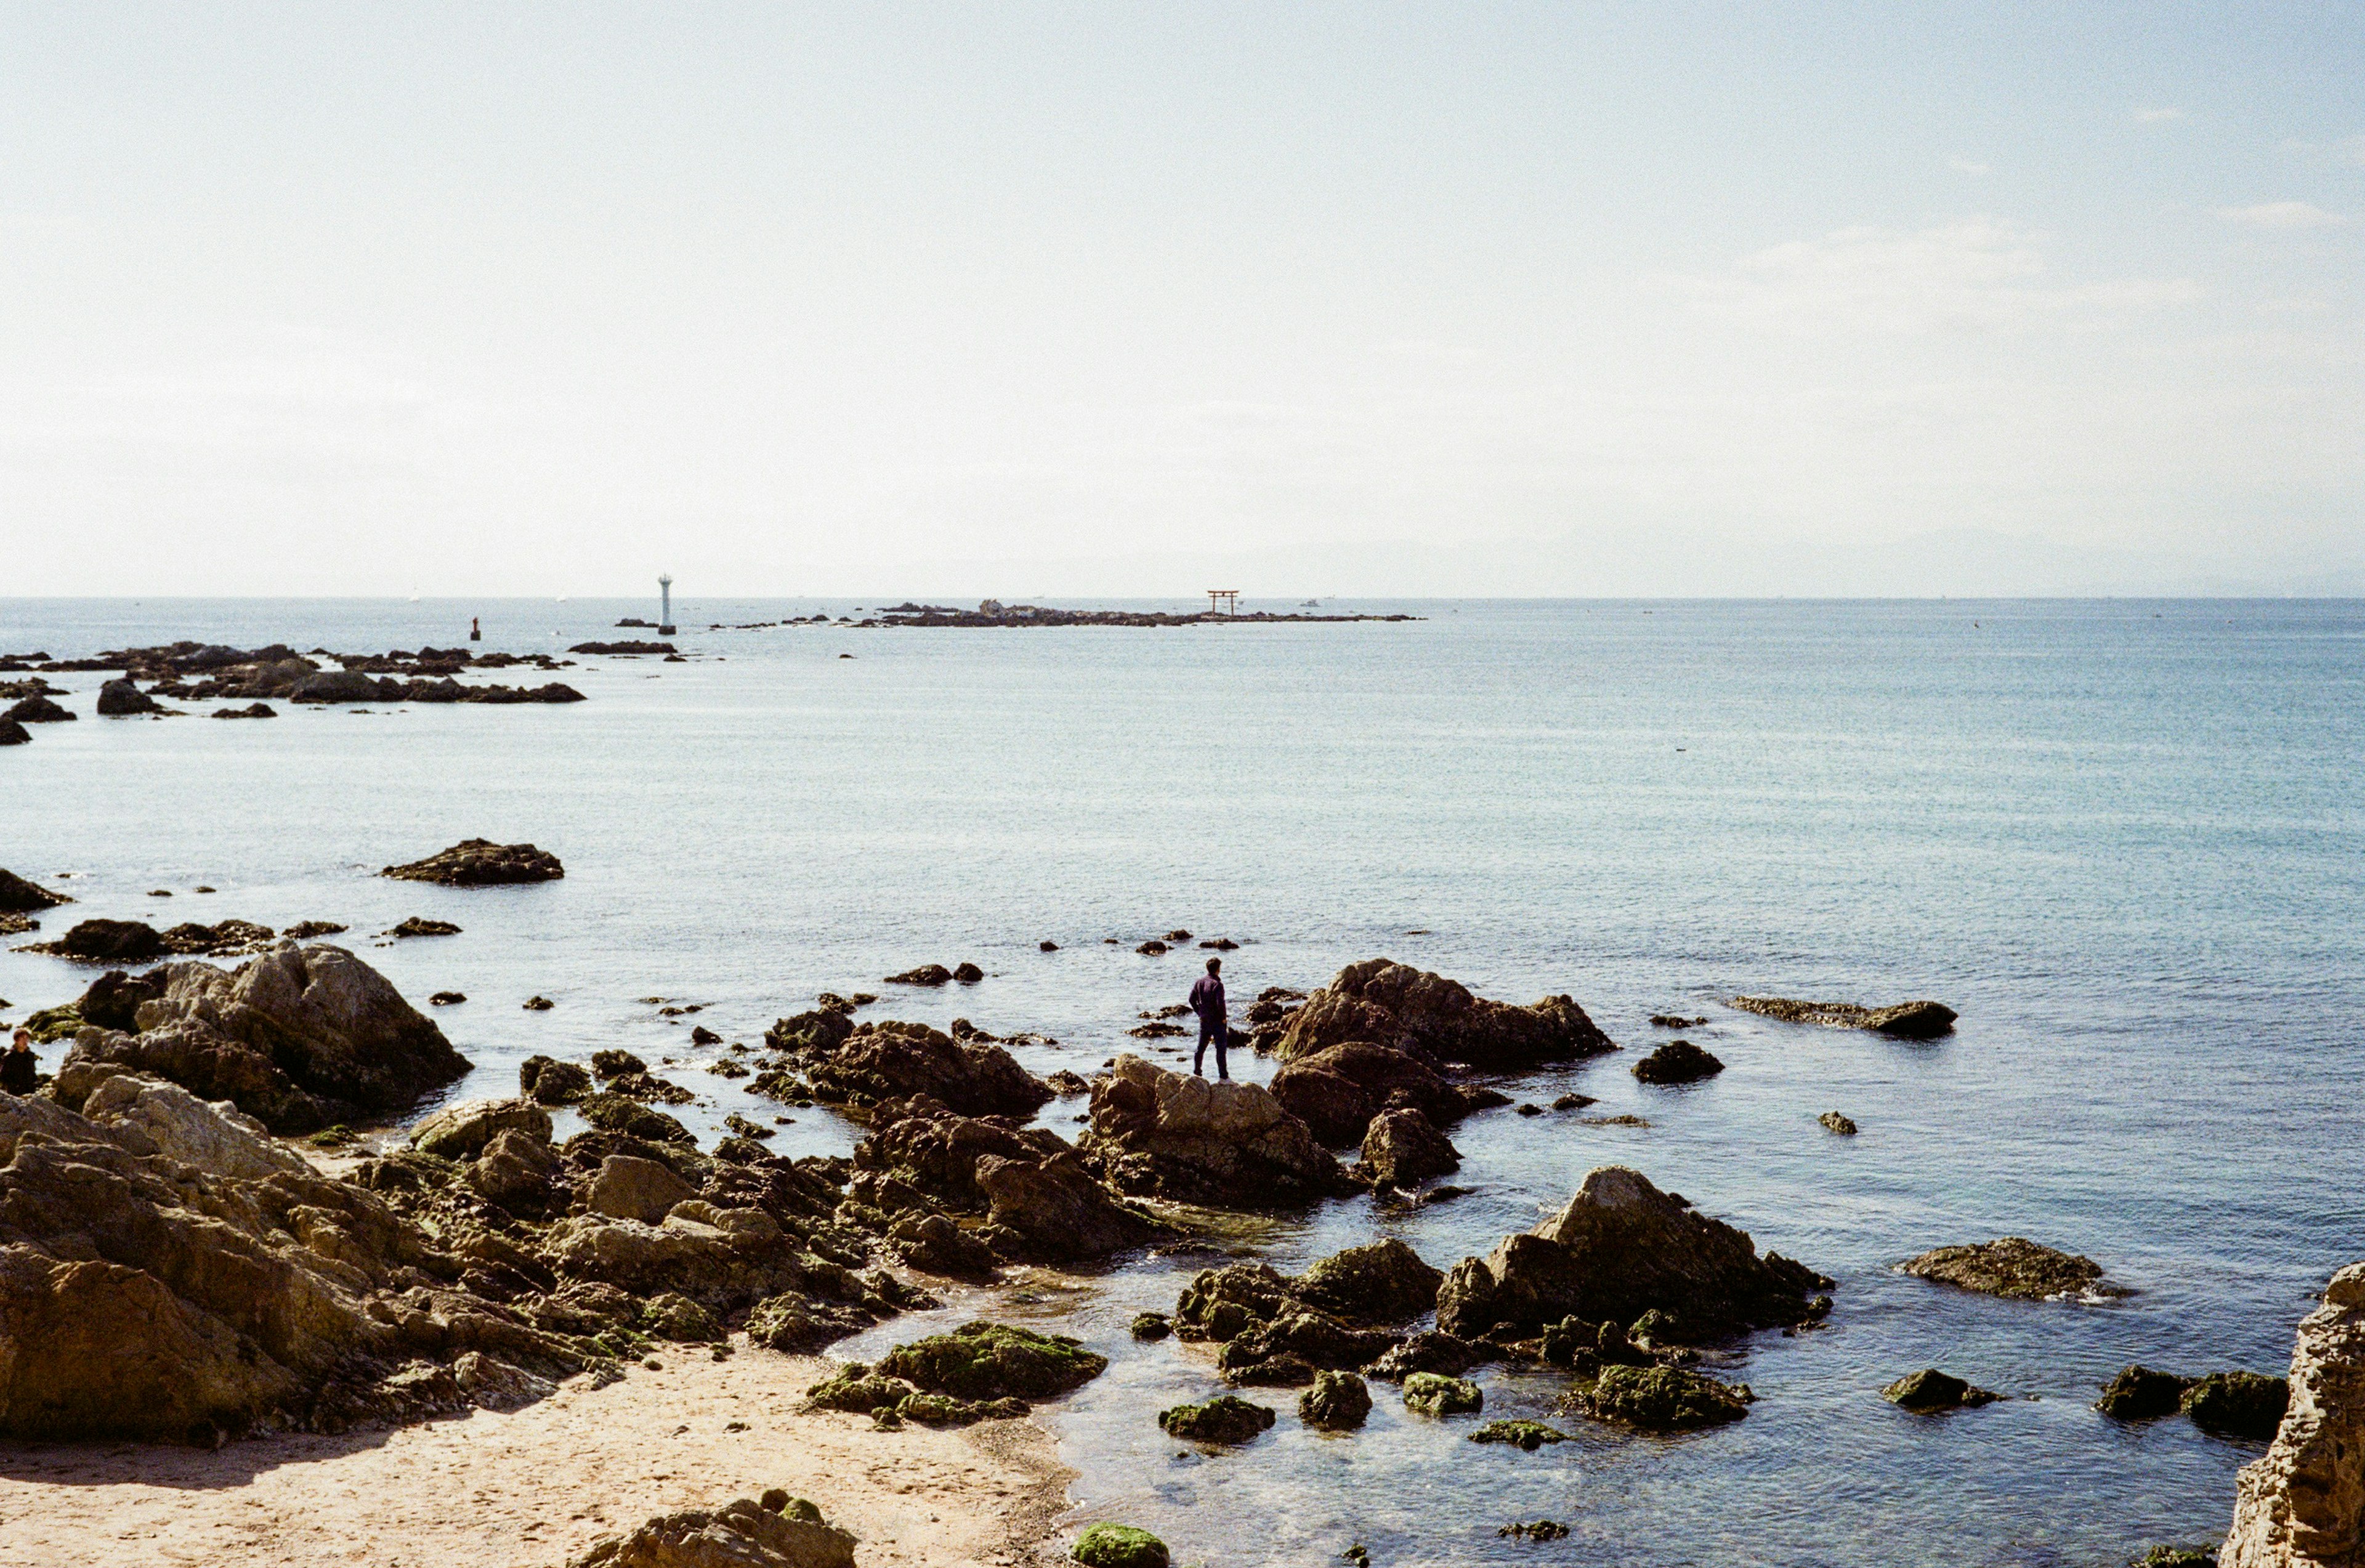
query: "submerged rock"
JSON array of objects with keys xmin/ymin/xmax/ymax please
[
  {"xmin": 1730, "ymin": 995, "xmax": 1957, "ymax": 1038},
  {"xmin": 1819, "ymin": 1111, "xmax": 1858, "ymax": 1136},
  {"xmin": 884, "ymin": 964, "xmax": 953, "ymax": 987},
  {"xmin": 1471, "ymin": 1419, "xmax": 1570, "ymax": 1450},
  {"xmin": 1073, "ymin": 1524, "xmax": 1170, "ymax": 1568},
  {"xmin": 2223, "ymin": 1261, "xmax": 2365, "ymax": 1567},
  {"xmin": 1882, "ymin": 1368, "xmax": 2001, "ymax": 1412},
  {"xmin": 1160, "ymin": 1394, "xmax": 1275, "ymax": 1444},
  {"xmin": 1901, "ymin": 1237, "xmax": 2119, "ymax": 1301},
  {"xmin": 381, "ymin": 839, "xmax": 564, "ymax": 886},
  {"xmin": 1299, "ymin": 1370, "xmax": 1373, "ymax": 1430},
  {"xmin": 1081, "ymin": 1053, "xmax": 1352, "ymax": 1204},
  {"xmin": 1276, "ymin": 958, "xmax": 1617, "ymax": 1072},
  {"xmin": 1436, "ymin": 1165, "xmax": 1830, "ymax": 1343},
  {"xmin": 567, "ymin": 1494, "xmax": 856, "ymax": 1568}
]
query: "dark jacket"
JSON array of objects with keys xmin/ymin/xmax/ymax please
[
  {"xmin": 1188, "ymin": 974, "xmax": 1227, "ymax": 1027},
  {"xmin": 1, "ymin": 1047, "xmax": 38, "ymax": 1096}
]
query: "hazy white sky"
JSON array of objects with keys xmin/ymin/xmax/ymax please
[{"xmin": 4, "ymin": 2, "xmax": 2361, "ymax": 596}]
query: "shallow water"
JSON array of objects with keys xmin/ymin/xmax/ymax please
[{"xmin": 3, "ymin": 596, "xmax": 2361, "ymax": 1566}]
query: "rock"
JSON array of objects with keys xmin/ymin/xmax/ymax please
[
  {"xmin": 577, "ymin": 1093, "xmax": 694, "ymax": 1144},
  {"xmin": 381, "ymin": 840, "xmax": 564, "ymax": 886},
  {"xmin": 1632, "ymin": 1040, "xmax": 1724, "ymax": 1085},
  {"xmin": 522, "ymin": 996, "xmax": 555, "ymax": 1011},
  {"xmin": 1081, "ymin": 1053, "xmax": 1353, "ymax": 1205},
  {"xmin": 952, "ymin": 962, "xmax": 983, "ymax": 983},
  {"xmin": 1136, "ymin": 941, "xmax": 1168, "ymax": 956},
  {"xmin": 1436, "ymin": 1166, "xmax": 1830, "ymax": 1342},
  {"xmin": 1569, "ymin": 1365, "xmax": 1750, "ymax": 1431},
  {"xmin": 1819, "ymin": 1112, "xmax": 1858, "ymax": 1136},
  {"xmin": 1470, "ymin": 1419, "xmax": 1569, "ymax": 1450},
  {"xmin": 768, "ymin": 1015, "xmax": 1051, "ymax": 1118},
  {"xmin": 290, "ymin": 669, "xmax": 395, "ymax": 703},
  {"xmin": 1298, "ymin": 1370, "xmax": 1373, "ymax": 1429},
  {"xmin": 1046, "ymin": 1069, "xmax": 1092, "ymax": 1096},
  {"xmin": 640, "ymin": 1291, "xmax": 724, "ymax": 1342},
  {"xmin": 2132, "ymin": 1550, "xmax": 2218, "ymax": 1567},
  {"xmin": 690, "ymin": 1025, "xmax": 721, "ymax": 1046},
  {"xmin": 1402, "ymin": 1372, "xmax": 1483, "ymax": 1416},
  {"xmin": 1160, "ymin": 1394, "xmax": 1275, "ymax": 1443},
  {"xmin": 2225, "ymin": 1264, "xmax": 2365, "ymax": 1566},
  {"xmin": 2186, "ymin": 1372, "xmax": 2290, "ymax": 1442},
  {"xmin": 211, "ymin": 703, "xmax": 278, "ymax": 719},
  {"xmin": 1270, "ymin": 1041, "xmax": 1485, "ymax": 1145},
  {"xmin": 1130, "ymin": 1312, "xmax": 1172, "ymax": 1341},
  {"xmin": 1275, "ymin": 958, "xmax": 1617, "ymax": 1072},
  {"xmin": 593, "ymin": 1049, "xmax": 649, "ymax": 1080},
  {"xmin": 1364, "ymin": 1331, "xmax": 1481, "ymax": 1383},
  {"xmin": 587, "ymin": 1155, "xmax": 700, "ymax": 1222},
  {"xmin": 0, "ymin": 1087, "xmax": 578, "ymax": 1442},
  {"xmin": 1729, "ymin": 996, "xmax": 1957, "ymax": 1038},
  {"xmin": 1293, "ymin": 1240, "xmax": 1446, "ymax": 1325},
  {"xmin": 567, "ymin": 1495, "xmax": 855, "ymax": 1568},
  {"xmin": 468, "ymin": 1129, "xmax": 560, "ymax": 1213},
  {"xmin": 1883, "ymin": 1369, "xmax": 2001, "ymax": 1411},
  {"xmin": 95, "ymin": 677, "xmax": 161, "ymax": 715},
  {"xmin": 1040, "ymin": 940, "xmax": 1059, "ymax": 952},
  {"xmin": 386, "ymin": 917, "xmax": 461, "ymax": 939},
  {"xmin": 884, "ymin": 964, "xmax": 952, "ymax": 986},
  {"xmin": 1552, "ymin": 1093, "xmax": 1596, "ymax": 1111},
  {"xmin": 520, "ymin": 1056, "xmax": 593, "ymax": 1104},
  {"xmin": 1218, "ymin": 1311, "xmax": 1395, "ymax": 1384},
  {"xmin": 411, "ymin": 1097, "xmax": 552, "ymax": 1160},
  {"xmin": 1499, "ymin": 1521, "xmax": 1571, "ymax": 1542},
  {"xmin": 1073, "ymin": 1524, "xmax": 1170, "ymax": 1568},
  {"xmin": 1352, "ymin": 1107, "xmax": 1461, "ymax": 1186},
  {"xmin": 283, "ymin": 921, "xmax": 348, "ymax": 940},
  {"xmin": 35, "ymin": 918, "xmax": 167, "ymax": 962},
  {"xmin": 2099, "ymin": 1365, "xmax": 2196, "ymax": 1421},
  {"xmin": 57, "ymin": 943, "xmax": 469, "ymax": 1134},
  {"xmin": 876, "ymin": 1320, "xmax": 1107, "ymax": 1402},
  {"xmin": 6, "ymin": 695, "xmax": 73, "ymax": 722},
  {"xmin": 73, "ymin": 968, "xmax": 166, "ymax": 1032},
  {"xmin": 1174, "ymin": 1262, "xmax": 1294, "ymax": 1342},
  {"xmin": 0, "ymin": 870, "xmax": 70, "ymax": 913},
  {"xmin": 1901, "ymin": 1237, "xmax": 2118, "ymax": 1301},
  {"xmin": 0, "ymin": 716, "xmax": 26, "ymax": 744},
  {"xmin": 974, "ymin": 1150, "xmax": 1159, "ymax": 1263},
  {"xmin": 159, "ymin": 919, "xmax": 278, "ymax": 958},
  {"xmin": 886, "ymin": 1212, "xmax": 1000, "ymax": 1279}
]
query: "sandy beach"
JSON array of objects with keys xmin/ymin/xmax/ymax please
[{"xmin": 0, "ymin": 1341, "xmax": 1073, "ymax": 1568}]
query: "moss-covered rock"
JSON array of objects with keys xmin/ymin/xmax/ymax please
[
  {"xmin": 875, "ymin": 1320, "xmax": 1107, "ymax": 1402},
  {"xmin": 1470, "ymin": 1419, "xmax": 1570, "ymax": 1450},
  {"xmin": 895, "ymin": 1391, "xmax": 1029, "ymax": 1426},
  {"xmin": 2097, "ymin": 1365, "xmax": 2193, "ymax": 1421},
  {"xmin": 1298, "ymin": 1370, "xmax": 1372, "ymax": 1430},
  {"xmin": 1402, "ymin": 1372, "xmax": 1483, "ymax": 1417},
  {"xmin": 1572, "ymin": 1364, "xmax": 1750, "ymax": 1431},
  {"xmin": 1159, "ymin": 1394, "xmax": 1276, "ymax": 1444},
  {"xmin": 22, "ymin": 1004, "xmax": 83, "ymax": 1044},
  {"xmin": 1882, "ymin": 1368, "xmax": 2000, "ymax": 1412},
  {"xmin": 805, "ymin": 1365, "xmax": 921, "ymax": 1416},
  {"xmin": 1073, "ymin": 1523, "xmax": 1171, "ymax": 1568},
  {"xmin": 2183, "ymin": 1371, "xmax": 2288, "ymax": 1441},
  {"xmin": 1130, "ymin": 1312, "xmax": 1172, "ymax": 1341},
  {"xmin": 638, "ymin": 1291, "xmax": 722, "ymax": 1343},
  {"xmin": 1291, "ymin": 1239, "xmax": 1445, "ymax": 1324},
  {"xmin": 2129, "ymin": 1548, "xmax": 2216, "ymax": 1567}
]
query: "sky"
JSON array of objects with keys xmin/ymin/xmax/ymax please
[{"xmin": 2, "ymin": 1, "xmax": 2362, "ymax": 597}]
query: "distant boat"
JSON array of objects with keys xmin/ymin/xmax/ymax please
[
  {"xmin": 1301, "ymin": 599, "xmax": 1319, "ymax": 607},
  {"xmin": 407, "ymin": 595, "xmax": 420, "ymax": 603},
  {"xmin": 556, "ymin": 596, "xmax": 569, "ymax": 602}
]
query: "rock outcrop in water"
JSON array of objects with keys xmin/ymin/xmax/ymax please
[
  {"xmin": 381, "ymin": 839, "xmax": 565, "ymax": 886},
  {"xmin": 1436, "ymin": 1166, "xmax": 1830, "ymax": 1343},
  {"xmin": 1900, "ymin": 1237, "xmax": 2120, "ymax": 1301},
  {"xmin": 1632, "ymin": 1040, "xmax": 1724, "ymax": 1085},
  {"xmin": 1268, "ymin": 1040, "xmax": 1506, "ymax": 1145},
  {"xmin": 0, "ymin": 869, "xmax": 69, "ymax": 913},
  {"xmin": 54, "ymin": 942, "xmax": 470, "ymax": 1133},
  {"xmin": 18, "ymin": 916, "xmax": 169, "ymax": 962},
  {"xmin": 763, "ymin": 1010, "xmax": 1051, "ymax": 1118},
  {"xmin": 1275, "ymin": 959, "xmax": 1617, "ymax": 1072},
  {"xmin": 1081, "ymin": 1054, "xmax": 1354, "ymax": 1203},
  {"xmin": 1730, "ymin": 996, "xmax": 1958, "ymax": 1038},
  {"xmin": 2223, "ymin": 1261, "xmax": 2365, "ymax": 1568}
]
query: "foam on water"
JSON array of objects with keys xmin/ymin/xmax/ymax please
[{"xmin": 3, "ymin": 596, "xmax": 2361, "ymax": 1565}]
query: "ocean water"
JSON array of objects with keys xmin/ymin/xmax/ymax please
[{"xmin": 2, "ymin": 596, "xmax": 2361, "ymax": 1567}]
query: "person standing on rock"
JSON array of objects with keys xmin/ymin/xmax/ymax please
[
  {"xmin": 2, "ymin": 1029, "xmax": 38, "ymax": 1096},
  {"xmin": 1189, "ymin": 957, "xmax": 1230, "ymax": 1081}
]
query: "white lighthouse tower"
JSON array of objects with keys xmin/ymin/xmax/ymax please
[{"xmin": 658, "ymin": 574, "xmax": 676, "ymax": 636}]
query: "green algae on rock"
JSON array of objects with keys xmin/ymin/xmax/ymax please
[
  {"xmin": 875, "ymin": 1320, "xmax": 1107, "ymax": 1402},
  {"xmin": 1298, "ymin": 1370, "xmax": 1373, "ymax": 1430},
  {"xmin": 1159, "ymin": 1394, "xmax": 1277, "ymax": 1444},
  {"xmin": 2182, "ymin": 1370, "xmax": 2288, "ymax": 1441},
  {"xmin": 1073, "ymin": 1524, "xmax": 1170, "ymax": 1568},
  {"xmin": 1566, "ymin": 1364, "xmax": 1751, "ymax": 1432},
  {"xmin": 1882, "ymin": 1368, "xmax": 2001, "ymax": 1412},
  {"xmin": 1471, "ymin": 1419, "xmax": 1571, "ymax": 1450},
  {"xmin": 2097, "ymin": 1365, "xmax": 2193, "ymax": 1421},
  {"xmin": 1402, "ymin": 1372, "xmax": 1484, "ymax": 1417},
  {"xmin": 1900, "ymin": 1237, "xmax": 2120, "ymax": 1301}
]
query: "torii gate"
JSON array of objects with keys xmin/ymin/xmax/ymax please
[{"xmin": 1205, "ymin": 589, "xmax": 1239, "ymax": 616}]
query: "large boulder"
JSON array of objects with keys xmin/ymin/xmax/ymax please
[
  {"xmin": 874, "ymin": 1320, "xmax": 1107, "ymax": 1402},
  {"xmin": 852, "ymin": 1097, "xmax": 1073, "ymax": 1213},
  {"xmin": 5, "ymin": 694, "xmax": 74, "ymax": 722},
  {"xmin": 538, "ymin": 1207, "xmax": 808, "ymax": 1311},
  {"xmin": 1275, "ymin": 959, "xmax": 1617, "ymax": 1072},
  {"xmin": 58, "ymin": 943, "xmax": 468, "ymax": 1133},
  {"xmin": 381, "ymin": 839, "xmax": 565, "ymax": 886},
  {"xmin": 1900, "ymin": 1238, "xmax": 2117, "ymax": 1301},
  {"xmin": 0, "ymin": 869, "xmax": 69, "ymax": 913},
  {"xmin": 0, "ymin": 1088, "xmax": 578, "ymax": 1442},
  {"xmin": 1081, "ymin": 1054, "xmax": 1354, "ymax": 1205},
  {"xmin": 1269, "ymin": 1040, "xmax": 1494, "ymax": 1145},
  {"xmin": 1352, "ymin": 1108, "xmax": 1460, "ymax": 1187},
  {"xmin": 1729, "ymin": 996, "xmax": 1957, "ymax": 1038},
  {"xmin": 1292, "ymin": 1239, "xmax": 1445, "ymax": 1324},
  {"xmin": 34, "ymin": 918, "xmax": 166, "ymax": 963},
  {"xmin": 973, "ymin": 1150, "xmax": 1160, "ymax": 1263},
  {"xmin": 94, "ymin": 678, "xmax": 160, "ymax": 715},
  {"xmin": 584, "ymin": 1154, "xmax": 698, "ymax": 1224},
  {"xmin": 766, "ymin": 1016, "xmax": 1049, "ymax": 1118},
  {"xmin": 410, "ymin": 1098, "xmax": 552, "ymax": 1160},
  {"xmin": 2225, "ymin": 1261, "xmax": 2365, "ymax": 1567},
  {"xmin": 74, "ymin": 968, "xmax": 167, "ymax": 1030},
  {"xmin": 569, "ymin": 1495, "xmax": 856, "ymax": 1568},
  {"xmin": 1436, "ymin": 1166, "xmax": 1830, "ymax": 1343}
]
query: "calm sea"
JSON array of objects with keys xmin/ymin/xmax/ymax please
[{"xmin": 3, "ymin": 597, "xmax": 2360, "ymax": 1567}]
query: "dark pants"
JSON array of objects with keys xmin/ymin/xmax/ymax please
[{"xmin": 1194, "ymin": 1018, "xmax": 1229, "ymax": 1080}]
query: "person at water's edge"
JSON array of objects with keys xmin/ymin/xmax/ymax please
[
  {"xmin": 1190, "ymin": 956, "xmax": 1229, "ymax": 1081},
  {"xmin": 1, "ymin": 1030, "xmax": 37, "ymax": 1097}
]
